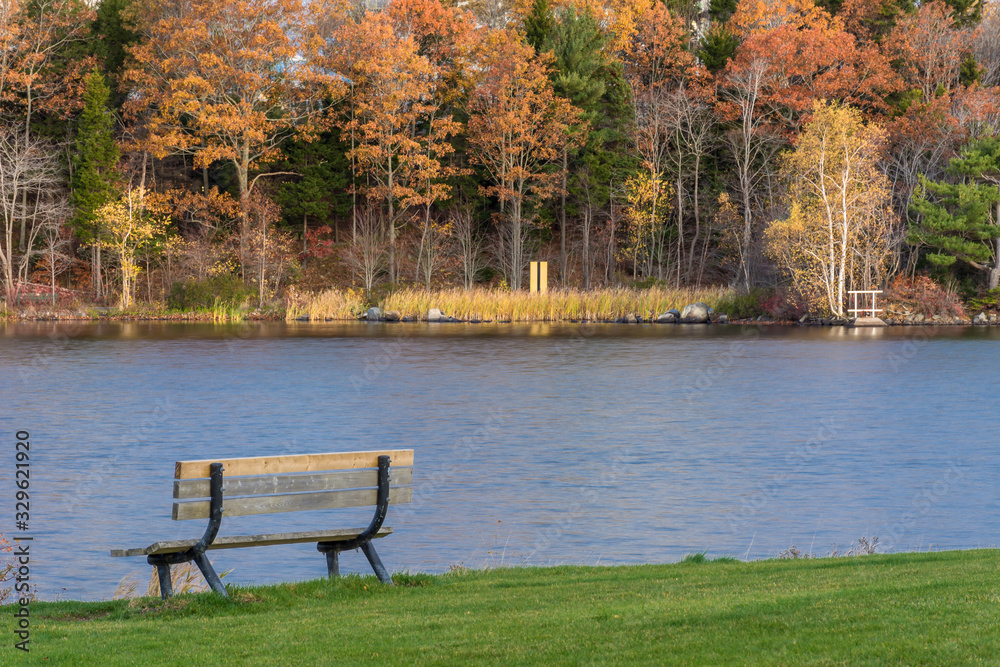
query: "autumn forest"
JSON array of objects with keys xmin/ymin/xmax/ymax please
[{"xmin": 1, "ymin": 0, "xmax": 999, "ymax": 318}]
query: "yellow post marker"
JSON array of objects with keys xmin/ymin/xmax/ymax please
[{"xmin": 530, "ymin": 262, "xmax": 548, "ymax": 293}]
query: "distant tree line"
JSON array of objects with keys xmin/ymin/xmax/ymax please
[{"xmin": 0, "ymin": 0, "xmax": 998, "ymax": 314}]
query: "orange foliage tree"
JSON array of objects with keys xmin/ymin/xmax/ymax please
[
  {"xmin": 884, "ymin": 1, "xmax": 970, "ymax": 105},
  {"xmin": 839, "ymin": 0, "xmax": 909, "ymax": 44},
  {"xmin": 0, "ymin": 0, "xmax": 94, "ymax": 128},
  {"xmin": 388, "ymin": 0, "xmax": 473, "ymax": 285},
  {"xmin": 726, "ymin": 0, "xmax": 830, "ymax": 38},
  {"xmin": 952, "ymin": 86, "xmax": 1000, "ymax": 141},
  {"xmin": 331, "ymin": 10, "xmax": 460, "ymax": 284},
  {"xmin": 125, "ymin": 0, "xmax": 345, "ymax": 206},
  {"xmin": 467, "ymin": 31, "xmax": 578, "ymax": 290},
  {"xmin": 972, "ymin": 3, "xmax": 1000, "ymax": 87},
  {"xmin": 0, "ymin": 0, "xmax": 93, "ymax": 251},
  {"xmin": 726, "ymin": 23, "xmax": 901, "ymax": 134}
]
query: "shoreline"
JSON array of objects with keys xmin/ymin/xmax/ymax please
[{"xmin": 2, "ymin": 310, "xmax": 997, "ymax": 327}]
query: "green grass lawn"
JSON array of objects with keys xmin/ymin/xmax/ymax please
[{"xmin": 7, "ymin": 550, "xmax": 1000, "ymax": 665}]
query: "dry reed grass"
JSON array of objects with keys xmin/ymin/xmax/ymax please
[
  {"xmin": 113, "ymin": 561, "xmax": 231, "ymax": 601},
  {"xmin": 285, "ymin": 286, "xmax": 366, "ymax": 321},
  {"xmin": 286, "ymin": 286, "xmax": 737, "ymax": 322},
  {"xmin": 379, "ymin": 286, "xmax": 734, "ymax": 322}
]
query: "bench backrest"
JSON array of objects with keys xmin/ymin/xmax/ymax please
[{"xmin": 171, "ymin": 450, "xmax": 414, "ymax": 521}]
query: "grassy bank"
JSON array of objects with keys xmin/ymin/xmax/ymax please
[
  {"xmin": 286, "ymin": 286, "xmax": 737, "ymax": 322},
  {"xmin": 2, "ymin": 300, "xmax": 286, "ymax": 322},
  {"xmin": 12, "ymin": 550, "xmax": 1000, "ymax": 665}
]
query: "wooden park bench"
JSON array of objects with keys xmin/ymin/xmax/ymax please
[{"xmin": 111, "ymin": 449, "xmax": 414, "ymax": 599}]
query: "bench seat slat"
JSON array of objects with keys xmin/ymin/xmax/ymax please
[
  {"xmin": 110, "ymin": 527, "xmax": 394, "ymax": 557},
  {"xmin": 172, "ymin": 486, "xmax": 413, "ymax": 520},
  {"xmin": 174, "ymin": 450, "xmax": 414, "ymax": 480},
  {"xmin": 173, "ymin": 468, "xmax": 413, "ymax": 499}
]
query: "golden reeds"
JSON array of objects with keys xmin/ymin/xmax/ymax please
[
  {"xmin": 285, "ymin": 286, "xmax": 366, "ymax": 321},
  {"xmin": 287, "ymin": 286, "xmax": 736, "ymax": 322},
  {"xmin": 380, "ymin": 286, "xmax": 734, "ymax": 322}
]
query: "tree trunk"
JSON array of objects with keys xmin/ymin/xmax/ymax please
[
  {"xmin": 581, "ymin": 204, "xmax": 591, "ymax": 291},
  {"xmin": 120, "ymin": 249, "xmax": 131, "ymax": 308},
  {"xmin": 688, "ymin": 155, "xmax": 701, "ymax": 283},
  {"xmin": 415, "ymin": 204, "xmax": 430, "ymax": 285},
  {"xmin": 675, "ymin": 172, "xmax": 684, "ymax": 288},
  {"xmin": 386, "ymin": 154, "xmax": 396, "ymax": 284},
  {"xmin": 741, "ymin": 186, "xmax": 752, "ymax": 289},
  {"xmin": 238, "ymin": 143, "xmax": 250, "ymax": 283},
  {"xmin": 96, "ymin": 244, "xmax": 103, "ymax": 301},
  {"xmin": 992, "ymin": 203, "xmax": 1000, "ymax": 290},
  {"xmin": 511, "ymin": 200, "xmax": 523, "ymax": 290},
  {"xmin": 19, "ymin": 87, "xmax": 32, "ymax": 252},
  {"xmin": 259, "ymin": 212, "xmax": 267, "ymax": 308},
  {"xmin": 50, "ymin": 247, "xmax": 56, "ymax": 306},
  {"xmin": 991, "ymin": 235, "xmax": 1000, "ymax": 290},
  {"xmin": 559, "ymin": 148, "xmax": 567, "ymax": 284}
]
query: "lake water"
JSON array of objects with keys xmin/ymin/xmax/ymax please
[{"xmin": 2, "ymin": 321, "xmax": 998, "ymax": 601}]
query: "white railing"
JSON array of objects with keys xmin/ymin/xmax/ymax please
[{"xmin": 847, "ymin": 290, "xmax": 883, "ymax": 318}]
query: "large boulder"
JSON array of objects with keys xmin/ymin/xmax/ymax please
[
  {"xmin": 366, "ymin": 307, "xmax": 382, "ymax": 321},
  {"xmin": 384, "ymin": 310, "xmax": 401, "ymax": 322},
  {"xmin": 680, "ymin": 302, "xmax": 710, "ymax": 323},
  {"xmin": 427, "ymin": 308, "xmax": 443, "ymax": 322}
]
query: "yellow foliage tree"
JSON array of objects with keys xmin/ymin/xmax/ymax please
[
  {"xmin": 765, "ymin": 101, "xmax": 896, "ymax": 316},
  {"xmin": 97, "ymin": 187, "xmax": 170, "ymax": 308},
  {"xmin": 621, "ymin": 171, "xmax": 673, "ymax": 280}
]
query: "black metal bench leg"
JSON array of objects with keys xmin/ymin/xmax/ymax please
[
  {"xmin": 156, "ymin": 564, "xmax": 173, "ymax": 600},
  {"xmin": 193, "ymin": 553, "xmax": 228, "ymax": 598},
  {"xmin": 360, "ymin": 541, "xmax": 393, "ymax": 585},
  {"xmin": 325, "ymin": 550, "xmax": 340, "ymax": 578}
]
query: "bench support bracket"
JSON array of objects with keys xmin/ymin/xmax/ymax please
[
  {"xmin": 154, "ymin": 564, "xmax": 173, "ymax": 600},
  {"xmin": 325, "ymin": 550, "xmax": 339, "ymax": 578},
  {"xmin": 317, "ymin": 455, "xmax": 395, "ymax": 585},
  {"xmin": 147, "ymin": 462, "xmax": 228, "ymax": 599}
]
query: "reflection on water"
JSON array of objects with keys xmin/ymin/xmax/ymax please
[{"xmin": 2, "ymin": 321, "xmax": 999, "ymax": 600}]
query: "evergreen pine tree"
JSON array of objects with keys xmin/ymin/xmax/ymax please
[
  {"xmin": 909, "ymin": 137, "xmax": 1000, "ymax": 288},
  {"xmin": 709, "ymin": 0, "xmax": 739, "ymax": 23},
  {"xmin": 93, "ymin": 0, "xmax": 140, "ymax": 105},
  {"xmin": 939, "ymin": 0, "xmax": 982, "ymax": 27},
  {"xmin": 70, "ymin": 69, "xmax": 120, "ymax": 246},
  {"xmin": 546, "ymin": 7, "xmax": 637, "ymax": 282},
  {"xmin": 550, "ymin": 8, "xmax": 606, "ymax": 113},
  {"xmin": 699, "ymin": 24, "xmax": 739, "ymax": 74},
  {"xmin": 524, "ymin": 0, "xmax": 555, "ymax": 54},
  {"xmin": 274, "ymin": 128, "xmax": 353, "ymax": 248}
]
